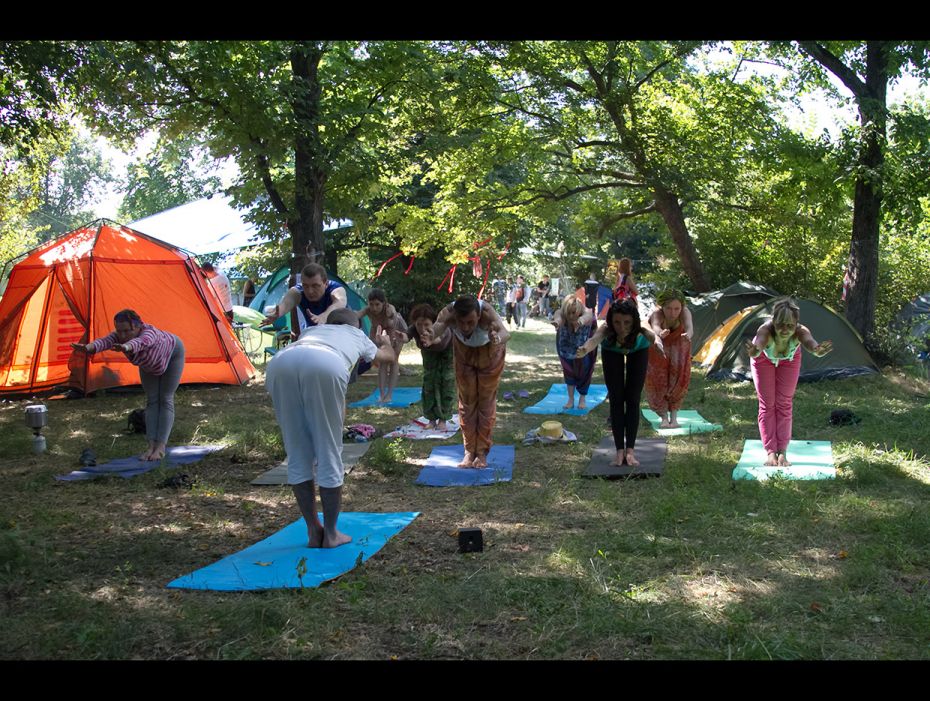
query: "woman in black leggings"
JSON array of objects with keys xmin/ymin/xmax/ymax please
[{"xmin": 577, "ymin": 300, "xmax": 656, "ymax": 466}]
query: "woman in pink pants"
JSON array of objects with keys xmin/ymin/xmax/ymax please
[{"xmin": 745, "ymin": 298, "xmax": 833, "ymax": 467}]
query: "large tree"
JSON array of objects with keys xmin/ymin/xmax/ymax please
[
  {"xmin": 75, "ymin": 41, "xmax": 434, "ymax": 276},
  {"xmin": 795, "ymin": 41, "xmax": 930, "ymax": 341},
  {"xmin": 384, "ymin": 42, "xmax": 801, "ymax": 293}
]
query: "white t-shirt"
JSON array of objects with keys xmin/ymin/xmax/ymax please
[
  {"xmin": 209, "ymin": 272, "xmax": 233, "ymax": 312},
  {"xmin": 291, "ymin": 324, "xmax": 378, "ymax": 375}
]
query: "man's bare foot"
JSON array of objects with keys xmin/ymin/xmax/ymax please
[
  {"xmin": 473, "ymin": 454, "xmax": 488, "ymax": 468},
  {"xmin": 668, "ymin": 421, "xmax": 681, "ymax": 428},
  {"xmin": 139, "ymin": 448, "xmax": 154, "ymax": 461},
  {"xmin": 437, "ymin": 420, "xmax": 448, "ymax": 432},
  {"xmin": 764, "ymin": 452, "xmax": 778, "ymax": 466},
  {"xmin": 458, "ymin": 451, "xmax": 476, "ymax": 467},
  {"xmin": 777, "ymin": 453, "xmax": 792, "ymax": 467},
  {"xmin": 322, "ymin": 530, "xmax": 353, "ymax": 548},
  {"xmin": 562, "ymin": 400, "xmax": 574, "ymax": 409},
  {"xmin": 426, "ymin": 420, "xmax": 437, "ymax": 429},
  {"xmin": 659, "ymin": 420, "xmax": 671, "ymax": 428},
  {"xmin": 383, "ymin": 394, "xmax": 393, "ymax": 404},
  {"xmin": 578, "ymin": 398, "xmax": 586, "ymax": 409},
  {"xmin": 609, "ymin": 450, "xmax": 626, "ymax": 467},
  {"xmin": 307, "ymin": 525, "xmax": 324, "ymax": 548},
  {"xmin": 625, "ymin": 449, "xmax": 640, "ymax": 467},
  {"xmin": 669, "ymin": 411, "xmax": 680, "ymax": 428}
]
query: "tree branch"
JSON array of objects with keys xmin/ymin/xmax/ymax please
[
  {"xmin": 631, "ymin": 42, "xmax": 699, "ymax": 92},
  {"xmin": 473, "ymin": 180, "xmax": 648, "ymax": 214},
  {"xmin": 597, "ymin": 202, "xmax": 658, "ymax": 233},
  {"xmin": 797, "ymin": 42, "xmax": 866, "ymax": 98}
]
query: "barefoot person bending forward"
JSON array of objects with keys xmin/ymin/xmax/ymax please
[
  {"xmin": 71, "ymin": 310, "xmax": 185, "ymax": 461},
  {"xmin": 577, "ymin": 300, "xmax": 656, "ymax": 467},
  {"xmin": 745, "ymin": 298, "xmax": 833, "ymax": 468},
  {"xmin": 266, "ymin": 308, "xmax": 394, "ymax": 548},
  {"xmin": 552, "ymin": 294, "xmax": 598, "ymax": 410},
  {"xmin": 645, "ymin": 289, "xmax": 694, "ymax": 428},
  {"xmin": 425, "ymin": 295, "xmax": 510, "ymax": 468}
]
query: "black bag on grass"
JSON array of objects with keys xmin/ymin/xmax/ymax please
[{"xmin": 127, "ymin": 409, "xmax": 146, "ymax": 434}]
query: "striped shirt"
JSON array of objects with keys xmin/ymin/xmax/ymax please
[{"xmin": 89, "ymin": 324, "xmax": 177, "ymax": 376}]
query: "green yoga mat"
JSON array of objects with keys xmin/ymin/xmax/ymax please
[
  {"xmin": 641, "ymin": 409, "xmax": 722, "ymax": 436},
  {"xmin": 732, "ymin": 439, "xmax": 835, "ymax": 481}
]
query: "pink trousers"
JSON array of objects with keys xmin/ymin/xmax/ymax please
[{"xmin": 750, "ymin": 351, "xmax": 801, "ymax": 454}]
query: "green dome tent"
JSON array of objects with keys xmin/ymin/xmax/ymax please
[
  {"xmin": 891, "ymin": 292, "xmax": 930, "ymax": 363},
  {"xmin": 696, "ymin": 297, "xmax": 879, "ymax": 382},
  {"xmin": 687, "ymin": 281, "xmax": 779, "ymax": 356}
]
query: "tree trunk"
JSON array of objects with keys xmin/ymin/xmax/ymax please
[
  {"xmin": 652, "ymin": 184, "xmax": 712, "ymax": 292},
  {"xmin": 290, "ymin": 42, "xmax": 329, "ymax": 277},
  {"xmin": 845, "ymin": 41, "xmax": 887, "ymax": 344}
]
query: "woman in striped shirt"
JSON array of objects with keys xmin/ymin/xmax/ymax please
[{"xmin": 71, "ymin": 309, "xmax": 186, "ymax": 461}]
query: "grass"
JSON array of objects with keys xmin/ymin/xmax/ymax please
[{"xmin": 1, "ymin": 315, "xmax": 929, "ymax": 659}]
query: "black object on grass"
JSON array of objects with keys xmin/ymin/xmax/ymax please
[{"xmin": 458, "ymin": 527, "xmax": 483, "ymax": 553}]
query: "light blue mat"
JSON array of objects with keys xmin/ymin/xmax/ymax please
[
  {"xmin": 732, "ymin": 440, "xmax": 835, "ymax": 481},
  {"xmin": 55, "ymin": 445, "xmax": 226, "ymax": 482},
  {"xmin": 415, "ymin": 445, "xmax": 515, "ymax": 486},
  {"xmin": 167, "ymin": 511, "xmax": 419, "ymax": 591},
  {"xmin": 641, "ymin": 409, "xmax": 722, "ymax": 436},
  {"xmin": 348, "ymin": 387, "xmax": 422, "ymax": 408},
  {"xmin": 523, "ymin": 383, "xmax": 608, "ymax": 416}
]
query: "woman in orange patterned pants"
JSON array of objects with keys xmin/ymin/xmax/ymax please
[
  {"xmin": 645, "ymin": 289, "xmax": 694, "ymax": 428},
  {"xmin": 424, "ymin": 296, "xmax": 510, "ymax": 468}
]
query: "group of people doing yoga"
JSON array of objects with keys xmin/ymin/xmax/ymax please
[{"xmin": 70, "ymin": 260, "xmax": 834, "ymax": 550}]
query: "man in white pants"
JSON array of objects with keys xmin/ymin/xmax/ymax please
[{"xmin": 266, "ymin": 308, "xmax": 394, "ymax": 548}]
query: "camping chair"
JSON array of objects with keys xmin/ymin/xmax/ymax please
[{"xmin": 262, "ymin": 310, "xmax": 296, "ymax": 362}]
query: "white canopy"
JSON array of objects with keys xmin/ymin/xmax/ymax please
[{"xmin": 129, "ymin": 195, "xmax": 352, "ymax": 255}]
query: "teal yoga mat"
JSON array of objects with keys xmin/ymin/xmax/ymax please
[
  {"xmin": 732, "ymin": 440, "xmax": 835, "ymax": 481},
  {"xmin": 641, "ymin": 409, "xmax": 722, "ymax": 435},
  {"xmin": 167, "ymin": 512, "xmax": 419, "ymax": 591},
  {"xmin": 348, "ymin": 387, "xmax": 422, "ymax": 408},
  {"xmin": 523, "ymin": 383, "xmax": 608, "ymax": 416}
]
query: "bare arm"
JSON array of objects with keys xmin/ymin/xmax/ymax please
[
  {"xmin": 576, "ymin": 322, "xmax": 608, "ymax": 357},
  {"xmin": 682, "ymin": 307, "xmax": 694, "ymax": 340},
  {"xmin": 483, "ymin": 304, "xmax": 510, "ymax": 345},
  {"xmin": 263, "ymin": 287, "xmax": 302, "ymax": 324},
  {"xmin": 648, "ymin": 309, "xmax": 665, "ymax": 336},
  {"xmin": 427, "ymin": 303, "xmax": 455, "ymax": 342},
  {"xmin": 314, "ymin": 287, "xmax": 348, "ymax": 325},
  {"xmin": 796, "ymin": 324, "xmax": 833, "ymax": 356},
  {"xmin": 745, "ymin": 322, "xmax": 771, "ymax": 358}
]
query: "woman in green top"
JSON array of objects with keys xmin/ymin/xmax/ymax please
[{"xmin": 578, "ymin": 300, "xmax": 657, "ymax": 467}]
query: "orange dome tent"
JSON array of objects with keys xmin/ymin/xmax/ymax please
[{"xmin": 0, "ymin": 220, "xmax": 255, "ymax": 396}]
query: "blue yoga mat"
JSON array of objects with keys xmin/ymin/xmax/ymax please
[
  {"xmin": 524, "ymin": 383, "xmax": 609, "ymax": 416},
  {"xmin": 641, "ymin": 409, "xmax": 722, "ymax": 436},
  {"xmin": 167, "ymin": 511, "xmax": 419, "ymax": 591},
  {"xmin": 415, "ymin": 445, "xmax": 515, "ymax": 486},
  {"xmin": 348, "ymin": 387, "xmax": 422, "ymax": 408},
  {"xmin": 732, "ymin": 440, "xmax": 835, "ymax": 481},
  {"xmin": 55, "ymin": 445, "xmax": 226, "ymax": 482}
]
